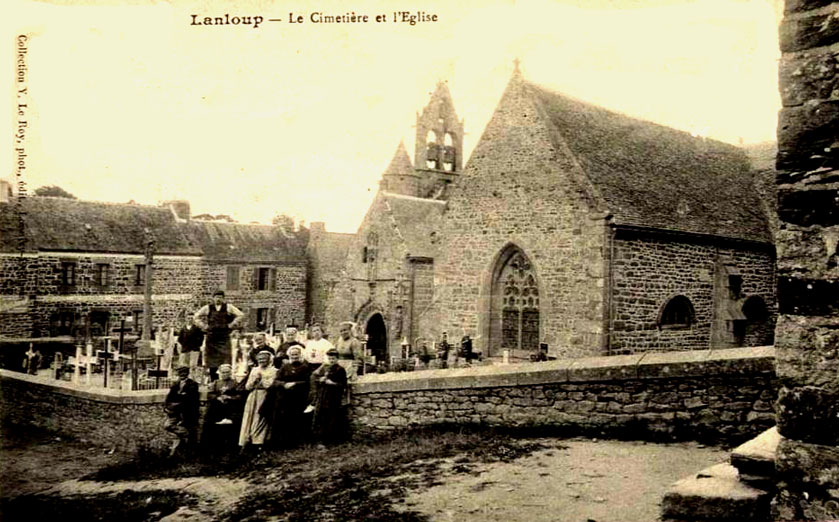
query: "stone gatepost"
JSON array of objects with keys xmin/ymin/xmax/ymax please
[{"xmin": 773, "ymin": 0, "xmax": 839, "ymax": 519}]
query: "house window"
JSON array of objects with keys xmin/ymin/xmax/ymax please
[
  {"xmin": 60, "ymin": 261, "xmax": 76, "ymax": 288},
  {"xmin": 135, "ymin": 264, "xmax": 146, "ymax": 286},
  {"xmin": 256, "ymin": 308, "xmax": 269, "ymax": 331},
  {"xmin": 94, "ymin": 263, "xmax": 110, "ymax": 287},
  {"xmin": 659, "ymin": 296, "xmax": 695, "ymax": 329},
  {"xmin": 226, "ymin": 266, "xmax": 240, "ymax": 291},
  {"xmin": 50, "ymin": 310, "xmax": 77, "ymax": 336},
  {"xmin": 255, "ymin": 267, "xmax": 276, "ymax": 291},
  {"xmin": 89, "ymin": 310, "xmax": 111, "ymax": 337}
]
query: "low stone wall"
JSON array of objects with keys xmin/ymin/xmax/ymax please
[
  {"xmin": 0, "ymin": 370, "xmax": 205, "ymax": 452},
  {"xmin": 351, "ymin": 346, "xmax": 777, "ymax": 443},
  {"xmin": 0, "ymin": 346, "xmax": 777, "ymax": 451}
]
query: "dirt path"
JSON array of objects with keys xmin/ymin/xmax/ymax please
[
  {"xmin": 0, "ymin": 426, "xmax": 248, "ymax": 521},
  {"xmin": 42, "ymin": 477, "xmax": 250, "ymax": 521},
  {"xmin": 0, "ymin": 431, "xmax": 120, "ymax": 499},
  {"xmin": 2, "ymin": 427, "xmax": 728, "ymax": 522},
  {"xmin": 397, "ymin": 438, "xmax": 728, "ymax": 522}
]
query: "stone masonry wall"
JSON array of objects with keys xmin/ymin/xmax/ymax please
[
  {"xmin": 1, "ymin": 348, "xmax": 775, "ymax": 452},
  {"xmin": 202, "ymin": 262, "xmax": 307, "ymax": 330},
  {"xmin": 351, "ymin": 346, "xmax": 776, "ymax": 444},
  {"xmin": 325, "ymin": 193, "xmax": 413, "ymax": 353},
  {"xmin": 773, "ymin": 0, "xmax": 839, "ymax": 519},
  {"xmin": 431, "ymin": 74, "xmax": 607, "ymax": 359},
  {"xmin": 410, "ymin": 260, "xmax": 434, "ymax": 342},
  {"xmin": 0, "ymin": 253, "xmax": 204, "ymax": 297},
  {"xmin": 0, "ymin": 370, "xmax": 209, "ymax": 452},
  {"xmin": 0, "ymin": 253, "xmax": 307, "ymax": 338},
  {"xmin": 610, "ymin": 233, "xmax": 776, "ymax": 353},
  {"xmin": 0, "ymin": 253, "xmax": 205, "ymax": 337}
]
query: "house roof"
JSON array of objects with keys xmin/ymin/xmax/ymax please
[
  {"xmin": 0, "ymin": 197, "xmax": 200, "ymax": 255},
  {"xmin": 0, "ymin": 197, "xmax": 307, "ymax": 262},
  {"xmin": 382, "ymin": 191, "xmax": 447, "ymax": 258},
  {"xmin": 184, "ymin": 220, "xmax": 305, "ymax": 263},
  {"xmin": 524, "ymin": 81, "xmax": 772, "ymax": 243}
]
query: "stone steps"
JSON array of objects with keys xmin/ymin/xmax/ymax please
[
  {"xmin": 661, "ymin": 427, "xmax": 779, "ymax": 522},
  {"xmin": 730, "ymin": 427, "xmax": 779, "ymax": 491}
]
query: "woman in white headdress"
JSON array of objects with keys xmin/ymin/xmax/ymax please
[{"xmin": 238, "ymin": 350, "xmax": 277, "ymax": 450}]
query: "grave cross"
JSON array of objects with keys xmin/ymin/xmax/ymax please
[
  {"xmin": 149, "ymin": 343, "xmax": 167, "ymax": 389},
  {"xmin": 112, "ymin": 319, "xmax": 135, "ymax": 389},
  {"xmin": 97, "ymin": 339, "xmax": 116, "ymax": 388}
]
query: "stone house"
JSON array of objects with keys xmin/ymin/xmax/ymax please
[
  {"xmin": 0, "ymin": 195, "xmax": 306, "ymax": 340},
  {"xmin": 326, "ymin": 69, "xmax": 776, "ymax": 360}
]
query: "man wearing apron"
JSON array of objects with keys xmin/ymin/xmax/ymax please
[{"xmin": 194, "ymin": 290, "xmax": 244, "ymax": 381}]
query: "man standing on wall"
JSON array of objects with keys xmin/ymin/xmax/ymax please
[{"xmin": 194, "ymin": 290, "xmax": 244, "ymax": 381}]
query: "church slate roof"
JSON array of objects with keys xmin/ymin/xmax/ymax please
[
  {"xmin": 0, "ymin": 197, "xmax": 200, "ymax": 255},
  {"xmin": 525, "ymin": 81, "xmax": 773, "ymax": 244},
  {"xmin": 381, "ymin": 191, "xmax": 447, "ymax": 258}
]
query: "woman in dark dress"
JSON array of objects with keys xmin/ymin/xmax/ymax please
[
  {"xmin": 200, "ymin": 364, "xmax": 242, "ymax": 452},
  {"xmin": 265, "ymin": 346, "xmax": 312, "ymax": 448},
  {"xmin": 310, "ymin": 348, "xmax": 348, "ymax": 445}
]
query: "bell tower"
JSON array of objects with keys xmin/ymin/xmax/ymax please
[{"xmin": 414, "ymin": 81, "xmax": 464, "ymax": 198}]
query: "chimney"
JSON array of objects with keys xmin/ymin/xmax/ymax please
[
  {"xmin": 0, "ymin": 179, "xmax": 12, "ymax": 204},
  {"xmin": 310, "ymin": 221, "xmax": 326, "ymax": 236},
  {"xmin": 164, "ymin": 200, "xmax": 191, "ymax": 221}
]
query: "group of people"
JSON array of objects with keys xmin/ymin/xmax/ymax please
[{"xmin": 163, "ymin": 290, "xmax": 364, "ymax": 457}]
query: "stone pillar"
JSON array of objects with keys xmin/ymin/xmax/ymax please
[{"xmin": 773, "ymin": 1, "xmax": 839, "ymax": 519}]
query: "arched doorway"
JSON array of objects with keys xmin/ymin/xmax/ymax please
[
  {"xmin": 739, "ymin": 295, "xmax": 772, "ymax": 346},
  {"xmin": 365, "ymin": 313, "xmax": 388, "ymax": 363},
  {"xmin": 488, "ymin": 245, "xmax": 540, "ymax": 358}
]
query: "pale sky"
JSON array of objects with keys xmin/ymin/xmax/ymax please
[{"xmin": 4, "ymin": 0, "xmax": 783, "ymax": 233}]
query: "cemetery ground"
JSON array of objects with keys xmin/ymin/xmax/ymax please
[{"xmin": 0, "ymin": 421, "xmax": 728, "ymax": 522}]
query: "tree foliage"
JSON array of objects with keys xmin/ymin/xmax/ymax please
[{"xmin": 34, "ymin": 185, "xmax": 77, "ymax": 199}]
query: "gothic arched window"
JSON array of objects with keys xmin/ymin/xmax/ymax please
[{"xmin": 492, "ymin": 248, "xmax": 540, "ymax": 353}]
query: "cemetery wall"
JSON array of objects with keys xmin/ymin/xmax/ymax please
[
  {"xmin": 351, "ymin": 346, "xmax": 776, "ymax": 443},
  {"xmin": 0, "ymin": 346, "xmax": 776, "ymax": 452},
  {"xmin": 0, "ymin": 370, "xmax": 206, "ymax": 452}
]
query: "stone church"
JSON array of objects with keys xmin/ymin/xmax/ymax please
[
  {"xmin": 0, "ymin": 67, "xmax": 776, "ymax": 364},
  {"xmin": 323, "ymin": 67, "xmax": 776, "ymax": 361}
]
